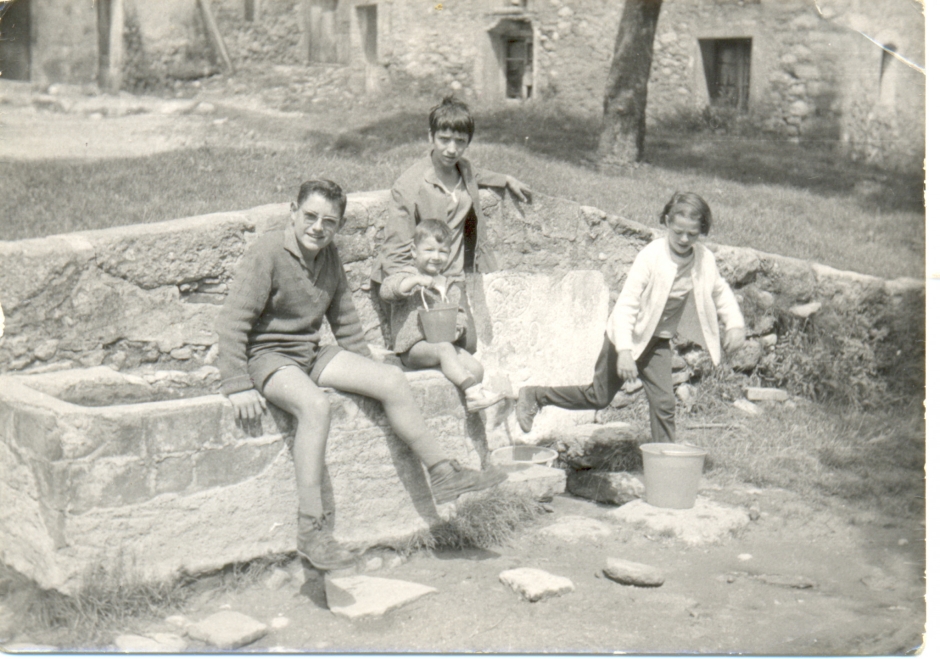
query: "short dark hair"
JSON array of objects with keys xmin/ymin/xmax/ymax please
[
  {"xmin": 414, "ymin": 219, "xmax": 452, "ymax": 246},
  {"xmin": 659, "ymin": 191, "xmax": 712, "ymax": 236},
  {"xmin": 428, "ymin": 95, "xmax": 474, "ymax": 142},
  {"xmin": 296, "ymin": 179, "xmax": 347, "ymax": 216}
]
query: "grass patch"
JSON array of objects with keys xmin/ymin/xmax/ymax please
[
  {"xmin": 0, "ymin": 557, "xmax": 193, "ymax": 649},
  {"xmin": 689, "ymin": 402, "xmax": 925, "ymax": 520},
  {"xmin": 0, "ymin": 104, "xmax": 924, "ymax": 279}
]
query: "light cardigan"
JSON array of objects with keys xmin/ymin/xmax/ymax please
[{"xmin": 606, "ymin": 238, "xmax": 745, "ymax": 365}]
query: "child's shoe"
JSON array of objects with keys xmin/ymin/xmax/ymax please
[
  {"xmin": 297, "ymin": 512, "xmax": 359, "ymax": 571},
  {"xmin": 463, "ymin": 383, "xmax": 506, "ymax": 413},
  {"xmin": 428, "ymin": 460, "xmax": 508, "ymax": 504},
  {"xmin": 515, "ymin": 386, "xmax": 540, "ymax": 433}
]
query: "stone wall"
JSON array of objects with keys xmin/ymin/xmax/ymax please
[{"xmin": 29, "ymin": 0, "xmax": 99, "ymax": 85}]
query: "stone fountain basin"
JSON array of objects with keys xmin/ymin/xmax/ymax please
[{"xmin": 0, "ymin": 366, "xmax": 481, "ymax": 594}]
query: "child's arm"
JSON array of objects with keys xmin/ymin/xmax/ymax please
[
  {"xmin": 473, "ymin": 166, "xmax": 532, "ymax": 203},
  {"xmin": 215, "ymin": 246, "xmax": 274, "ymax": 398},
  {"xmin": 382, "ymin": 184, "xmax": 419, "ymax": 277},
  {"xmin": 711, "ymin": 268, "xmax": 746, "ymax": 354},
  {"xmin": 326, "ymin": 251, "xmax": 371, "ymax": 358},
  {"xmin": 379, "ymin": 270, "xmax": 435, "ymax": 302},
  {"xmin": 607, "ymin": 249, "xmax": 653, "ymax": 357}
]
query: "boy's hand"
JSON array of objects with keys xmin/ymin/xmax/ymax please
[
  {"xmin": 723, "ymin": 328, "xmax": 746, "ymax": 354},
  {"xmin": 616, "ymin": 350, "xmax": 639, "ymax": 383},
  {"xmin": 228, "ymin": 389, "xmax": 267, "ymax": 421},
  {"xmin": 399, "ymin": 274, "xmax": 436, "ymax": 295},
  {"xmin": 505, "ymin": 176, "xmax": 532, "ymax": 203}
]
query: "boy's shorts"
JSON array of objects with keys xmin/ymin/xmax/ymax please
[{"xmin": 247, "ymin": 341, "xmax": 344, "ymax": 393}]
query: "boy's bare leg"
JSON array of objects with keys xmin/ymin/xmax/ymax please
[
  {"xmin": 317, "ymin": 350, "xmax": 506, "ymax": 503},
  {"xmin": 455, "ymin": 347, "xmax": 484, "ymax": 383},
  {"xmin": 262, "ymin": 365, "xmax": 357, "ymax": 570},
  {"xmin": 318, "ymin": 351, "xmax": 450, "ymax": 467},
  {"xmin": 261, "ymin": 366, "xmax": 332, "ymax": 517},
  {"xmin": 402, "ymin": 341, "xmax": 476, "ymax": 389}
]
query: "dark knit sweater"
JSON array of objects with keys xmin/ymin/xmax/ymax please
[{"xmin": 215, "ymin": 224, "xmax": 369, "ymax": 395}]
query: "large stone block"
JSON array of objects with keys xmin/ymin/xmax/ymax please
[
  {"xmin": 0, "ymin": 368, "xmax": 482, "ymax": 594},
  {"xmin": 471, "ymin": 270, "xmax": 608, "ymax": 444}
]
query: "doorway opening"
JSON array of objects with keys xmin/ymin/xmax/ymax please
[
  {"xmin": 0, "ymin": 0, "xmax": 31, "ymax": 80},
  {"xmin": 487, "ymin": 18, "xmax": 533, "ymax": 101}
]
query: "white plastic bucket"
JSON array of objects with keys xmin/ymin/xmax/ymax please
[{"xmin": 639, "ymin": 443, "xmax": 707, "ymax": 509}]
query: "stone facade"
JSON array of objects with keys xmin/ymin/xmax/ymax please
[{"xmin": 210, "ymin": 0, "xmax": 921, "ymax": 169}]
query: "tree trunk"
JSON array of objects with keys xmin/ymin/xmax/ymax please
[{"xmin": 597, "ymin": 0, "xmax": 663, "ymax": 169}]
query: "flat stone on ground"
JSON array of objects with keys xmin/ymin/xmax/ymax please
[
  {"xmin": 537, "ymin": 515, "xmax": 613, "ymax": 543},
  {"xmin": 608, "ymin": 499, "xmax": 750, "ymax": 545},
  {"xmin": 114, "ymin": 632, "xmax": 188, "ymax": 652},
  {"xmin": 499, "ymin": 568, "xmax": 575, "ymax": 602},
  {"xmin": 733, "ymin": 398, "xmax": 763, "ymax": 416},
  {"xmin": 186, "ymin": 611, "xmax": 268, "ymax": 650},
  {"xmin": 603, "ymin": 558, "xmax": 666, "ymax": 587},
  {"xmin": 326, "ymin": 575, "xmax": 437, "ymax": 619}
]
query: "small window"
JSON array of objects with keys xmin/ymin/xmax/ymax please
[{"xmin": 699, "ymin": 38, "xmax": 752, "ymax": 111}]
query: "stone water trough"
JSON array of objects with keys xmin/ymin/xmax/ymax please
[{"xmin": 0, "ymin": 194, "xmax": 610, "ymax": 593}]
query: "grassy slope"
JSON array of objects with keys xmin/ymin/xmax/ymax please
[{"xmin": 0, "ymin": 106, "xmax": 924, "ymax": 279}]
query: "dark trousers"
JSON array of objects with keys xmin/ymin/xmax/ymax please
[{"xmin": 532, "ymin": 336, "xmax": 676, "ymax": 443}]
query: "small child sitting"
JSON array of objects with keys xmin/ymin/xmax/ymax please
[{"xmin": 380, "ymin": 219, "xmax": 505, "ymax": 413}]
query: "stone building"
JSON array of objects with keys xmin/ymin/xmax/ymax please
[
  {"xmin": 2, "ymin": 0, "xmax": 923, "ymax": 169},
  {"xmin": 273, "ymin": 0, "xmax": 923, "ymax": 170}
]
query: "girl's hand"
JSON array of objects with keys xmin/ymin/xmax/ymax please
[
  {"xmin": 505, "ymin": 176, "xmax": 532, "ymax": 203},
  {"xmin": 723, "ymin": 328, "xmax": 746, "ymax": 354},
  {"xmin": 228, "ymin": 389, "xmax": 267, "ymax": 421},
  {"xmin": 616, "ymin": 350, "xmax": 639, "ymax": 383}
]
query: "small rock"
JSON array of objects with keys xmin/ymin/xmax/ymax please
[
  {"xmin": 738, "ymin": 553, "xmax": 753, "ymax": 561},
  {"xmin": 499, "ymin": 568, "xmax": 575, "ymax": 601},
  {"xmin": 108, "ymin": 350, "xmax": 127, "ymax": 370},
  {"xmin": 755, "ymin": 290, "xmax": 775, "ymax": 310},
  {"xmin": 729, "ymin": 339, "xmax": 761, "ymax": 372},
  {"xmin": 170, "ymin": 347, "xmax": 193, "ymax": 361},
  {"xmin": 789, "ymin": 301, "xmax": 821, "ymax": 318},
  {"xmin": 671, "ymin": 354, "xmax": 687, "ymax": 371},
  {"xmin": 265, "ymin": 568, "xmax": 291, "ymax": 590},
  {"xmin": 204, "ymin": 344, "xmax": 219, "ymax": 364},
  {"xmin": 759, "ymin": 333, "xmax": 778, "ymax": 348},
  {"xmin": 186, "ymin": 611, "xmax": 268, "ymax": 650},
  {"xmin": 672, "ymin": 370, "xmax": 690, "ymax": 386},
  {"xmin": 745, "ymin": 387, "xmax": 788, "ymax": 402},
  {"xmin": 898, "ymin": 538, "xmax": 909, "ymax": 546},
  {"xmin": 194, "ymin": 101, "xmax": 216, "ymax": 114},
  {"xmin": 603, "ymin": 558, "xmax": 665, "ymax": 587},
  {"xmin": 78, "ymin": 349, "xmax": 106, "ymax": 368},
  {"xmin": 165, "ymin": 614, "xmax": 188, "ymax": 629},
  {"xmin": 364, "ymin": 556, "xmax": 384, "ymax": 571},
  {"xmin": 675, "ymin": 383, "xmax": 694, "ymax": 404},
  {"xmin": 270, "ymin": 616, "xmax": 290, "ymax": 630},
  {"xmin": 732, "ymin": 399, "xmax": 762, "ymax": 416},
  {"xmin": 33, "ymin": 339, "xmax": 59, "ymax": 361}
]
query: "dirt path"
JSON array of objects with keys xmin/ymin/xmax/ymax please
[{"xmin": 124, "ymin": 486, "xmax": 923, "ymax": 655}]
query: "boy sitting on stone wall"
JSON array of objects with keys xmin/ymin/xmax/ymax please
[{"xmin": 215, "ymin": 179, "xmax": 506, "ymax": 571}]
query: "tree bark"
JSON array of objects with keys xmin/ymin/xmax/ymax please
[{"xmin": 597, "ymin": 0, "xmax": 663, "ymax": 169}]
